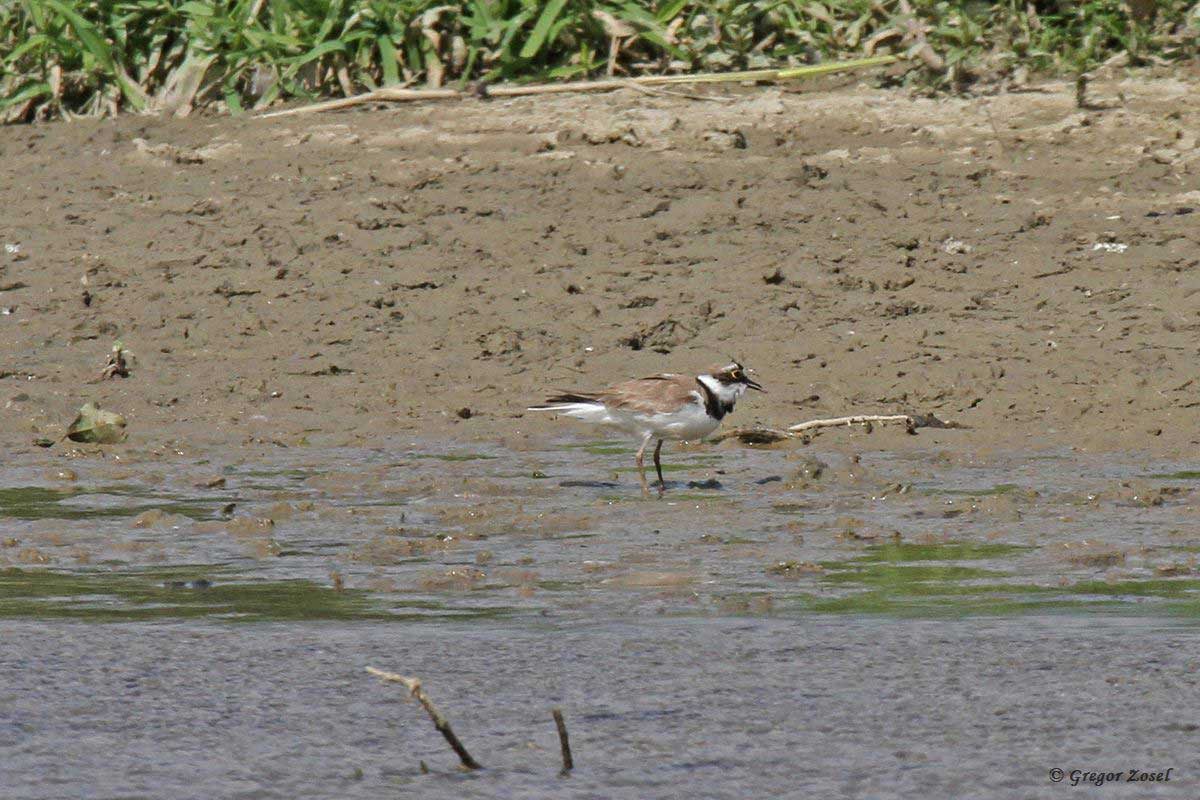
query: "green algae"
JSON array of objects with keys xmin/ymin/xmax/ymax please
[
  {"xmin": 0, "ymin": 486, "xmax": 223, "ymax": 522},
  {"xmin": 851, "ymin": 542, "xmax": 1032, "ymax": 563},
  {"xmin": 798, "ymin": 541, "xmax": 1200, "ymax": 618},
  {"xmin": 0, "ymin": 567, "xmax": 511, "ymax": 622}
]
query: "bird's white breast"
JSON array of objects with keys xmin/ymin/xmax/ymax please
[{"xmin": 607, "ymin": 391, "xmax": 720, "ymax": 441}]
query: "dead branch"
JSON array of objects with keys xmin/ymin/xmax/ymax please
[
  {"xmin": 712, "ymin": 412, "xmax": 962, "ymax": 445},
  {"xmin": 258, "ymin": 87, "xmax": 459, "ymax": 118},
  {"xmin": 552, "ymin": 708, "xmax": 573, "ymax": 773},
  {"xmin": 788, "ymin": 413, "xmax": 916, "ymax": 433},
  {"xmin": 257, "ymin": 56, "xmax": 899, "ymax": 119},
  {"xmin": 366, "ymin": 667, "xmax": 482, "ymax": 770}
]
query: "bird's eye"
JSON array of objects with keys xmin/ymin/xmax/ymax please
[{"xmin": 730, "ymin": 369, "xmax": 742, "ymax": 379}]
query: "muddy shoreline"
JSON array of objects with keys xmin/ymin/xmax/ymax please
[{"xmin": 2, "ymin": 77, "xmax": 1200, "ymax": 459}]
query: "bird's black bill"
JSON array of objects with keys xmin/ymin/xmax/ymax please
[{"xmin": 745, "ymin": 378, "xmax": 765, "ymax": 392}]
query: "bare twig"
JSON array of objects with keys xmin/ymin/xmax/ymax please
[
  {"xmin": 258, "ymin": 87, "xmax": 459, "ymax": 118},
  {"xmin": 788, "ymin": 413, "xmax": 917, "ymax": 433},
  {"xmin": 552, "ymin": 708, "xmax": 573, "ymax": 773},
  {"xmin": 712, "ymin": 412, "xmax": 962, "ymax": 445},
  {"xmin": 257, "ymin": 56, "xmax": 899, "ymax": 119},
  {"xmin": 366, "ymin": 667, "xmax": 482, "ymax": 770}
]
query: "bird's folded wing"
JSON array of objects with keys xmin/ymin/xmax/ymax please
[{"xmin": 599, "ymin": 374, "xmax": 698, "ymax": 414}]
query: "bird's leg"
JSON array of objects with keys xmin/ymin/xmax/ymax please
[
  {"xmin": 635, "ymin": 433, "xmax": 652, "ymax": 497},
  {"xmin": 653, "ymin": 439, "xmax": 665, "ymax": 495}
]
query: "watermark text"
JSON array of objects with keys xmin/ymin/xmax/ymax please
[{"xmin": 1048, "ymin": 768, "xmax": 1174, "ymax": 787}]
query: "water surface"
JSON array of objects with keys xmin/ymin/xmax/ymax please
[{"xmin": 4, "ymin": 441, "xmax": 1200, "ymax": 797}]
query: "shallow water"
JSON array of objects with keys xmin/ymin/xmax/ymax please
[{"xmin": 5, "ymin": 440, "xmax": 1200, "ymax": 797}]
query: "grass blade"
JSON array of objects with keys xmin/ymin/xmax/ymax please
[
  {"xmin": 655, "ymin": 0, "xmax": 689, "ymax": 24},
  {"xmin": 377, "ymin": 35, "xmax": 398, "ymax": 85},
  {"xmin": 285, "ymin": 39, "xmax": 346, "ymax": 70},
  {"xmin": 40, "ymin": 0, "xmax": 114, "ymax": 72},
  {"xmin": 0, "ymin": 79, "xmax": 50, "ymax": 110},
  {"xmin": 519, "ymin": 0, "xmax": 568, "ymax": 59}
]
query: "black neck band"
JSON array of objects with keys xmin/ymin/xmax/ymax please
[{"xmin": 696, "ymin": 378, "xmax": 734, "ymax": 420}]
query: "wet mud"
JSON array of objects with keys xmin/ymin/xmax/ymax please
[{"xmin": 2, "ymin": 77, "xmax": 1200, "ymax": 453}]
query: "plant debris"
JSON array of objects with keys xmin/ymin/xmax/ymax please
[
  {"xmin": 66, "ymin": 402, "xmax": 127, "ymax": 444},
  {"xmin": 99, "ymin": 340, "xmax": 132, "ymax": 380}
]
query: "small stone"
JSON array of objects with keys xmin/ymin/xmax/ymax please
[
  {"xmin": 702, "ymin": 129, "xmax": 747, "ymax": 150},
  {"xmin": 941, "ymin": 237, "xmax": 972, "ymax": 255}
]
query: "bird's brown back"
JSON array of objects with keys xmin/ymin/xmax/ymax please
[{"xmin": 596, "ymin": 374, "xmax": 700, "ymax": 415}]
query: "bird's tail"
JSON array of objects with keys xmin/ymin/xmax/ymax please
[
  {"xmin": 527, "ymin": 391, "xmax": 601, "ymax": 411},
  {"xmin": 527, "ymin": 392, "xmax": 612, "ymax": 424}
]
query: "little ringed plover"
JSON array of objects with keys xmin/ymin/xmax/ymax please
[{"xmin": 528, "ymin": 362, "xmax": 763, "ymax": 495}]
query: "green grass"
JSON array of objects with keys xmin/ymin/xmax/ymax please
[{"xmin": 3, "ymin": 1, "xmax": 1198, "ymax": 121}]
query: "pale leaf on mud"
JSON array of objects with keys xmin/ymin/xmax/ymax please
[{"xmin": 66, "ymin": 402, "xmax": 127, "ymax": 444}]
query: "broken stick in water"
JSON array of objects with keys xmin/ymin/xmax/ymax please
[
  {"xmin": 552, "ymin": 708, "xmax": 573, "ymax": 773},
  {"xmin": 366, "ymin": 667, "xmax": 482, "ymax": 770}
]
